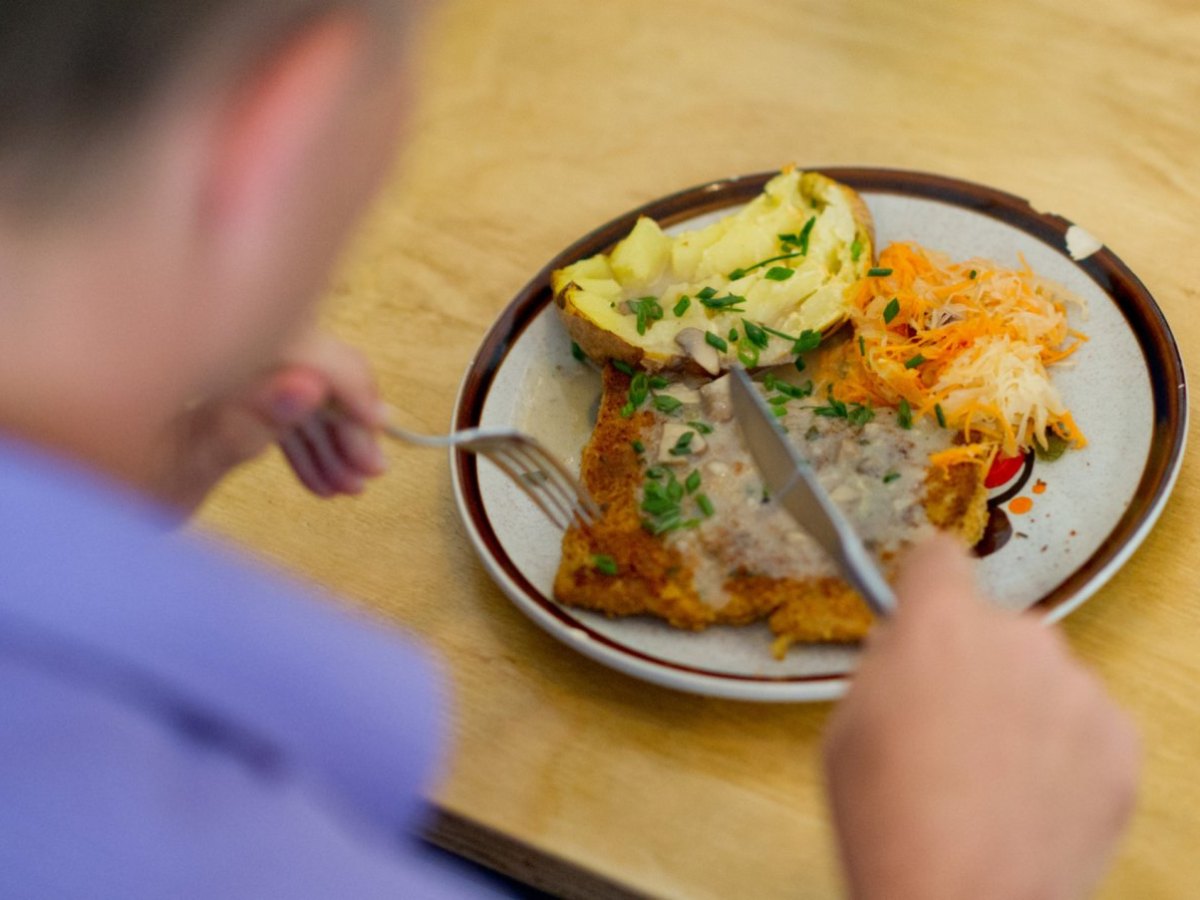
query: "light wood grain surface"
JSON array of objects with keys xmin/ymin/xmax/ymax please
[{"xmin": 199, "ymin": 1, "xmax": 1200, "ymax": 896}]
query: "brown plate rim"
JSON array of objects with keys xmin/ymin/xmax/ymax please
[{"xmin": 452, "ymin": 167, "xmax": 1188, "ymax": 688}]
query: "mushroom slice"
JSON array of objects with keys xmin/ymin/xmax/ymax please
[
  {"xmin": 675, "ymin": 328, "xmax": 721, "ymax": 376},
  {"xmin": 700, "ymin": 374, "xmax": 733, "ymax": 423}
]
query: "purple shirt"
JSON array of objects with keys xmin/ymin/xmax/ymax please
[{"xmin": 0, "ymin": 439, "xmax": 500, "ymax": 897}]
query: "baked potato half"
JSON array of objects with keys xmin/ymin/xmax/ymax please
[{"xmin": 553, "ymin": 168, "xmax": 874, "ymax": 373}]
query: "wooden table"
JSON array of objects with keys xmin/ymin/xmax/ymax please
[{"xmin": 200, "ymin": 0, "xmax": 1200, "ymax": 896}]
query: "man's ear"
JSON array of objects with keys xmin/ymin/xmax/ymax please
[{"xmin": 200, "ymin": 13, "xmax": 366, "ymax": 249}]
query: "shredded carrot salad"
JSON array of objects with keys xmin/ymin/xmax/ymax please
[{"xmin": 818, "ymin": 242, "xmax": 1087, "ymax": 459}]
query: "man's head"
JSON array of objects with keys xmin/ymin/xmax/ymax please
[
  {"xmin": 0, "ymin": 1, "xmax": 422, "ymax": 478},
  {"xmin": 0, "ymin": 1, "xmax": 410, "ymax": 209}
]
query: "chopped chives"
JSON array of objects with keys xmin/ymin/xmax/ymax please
[
  {"xmin": 898, "ymin": 398, "xmax": 913, "ymax": 430},
  {"xmin": 705, "ymin": 332, "xmax": 728, "ymax": 352},
  {"xmin": 765, "ymin": 266, "xmax": 795, "ymax": 281},
  {"xmin": 668, "ymin": 431, "xmax": 695, "ymax": 456},
  {"xmin": 629, "ymin": 372, "xmax": 649, "ymax": 407},
  {"xmin": 592, "ymin": 554, "xmax": 619, "ymax": 575},
  {"xmin": 797, "ymin": 216, "xmax": 816, "ymax": 255},
  {"xmin": 696, "ymin": 494, "xmax": 715, "ymax": 518},
  {"xmin": 687, "ymin": 420, "xmax": 714, "ymax": 434},
  {"xmin": 631, "ymin": 440, "xmax": 645, "ymax": 454},
  {"xmin": 793, "ymin": 329, "xmax": 821, "ymax": 354},
  {"xmin": 737, "ymin": 343, "xmax": 759, "ymax": 367},
  {"xmin": 653, "ymin": 395, "xmax": 683, "ymax": 414},
  {"xmin": 742, "ymin": 320, "xmax": 769, "ymax": 349},
  {"xmin": 698, "ymin": 293, "xmax": 747, "ymax": 312},
  {"xmin": 883, "ymin": 472, "xmax": 901, "ymax": 484},
  {"xmin": 868, "ymin": 267, "xmax": 893, "ymax": 277},
  {"xmin": 685, "ymin": 470, "xmax": 702, "ymax": 494},
  {"xmin": 904, "ymin": 354, "xmax": 926, "ymax": 369},
  {"xmin": 673, "ymin": 295, "xmax": 691, "ymax": 317},
  {"xmin": 935, "ymin": 403, "xmax": 947, "ymax": 428},
  {"xmin": 883, "ymin": 297, "xmax": 900, "ymax": 324},
  {"xmin": 613, "ymin": 359, "xmax": 635, "ymax": 375}
]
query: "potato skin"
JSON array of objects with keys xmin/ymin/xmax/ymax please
[{"xmin": 553, "ymin": 169, "xmax": 876, "ymax": 374}]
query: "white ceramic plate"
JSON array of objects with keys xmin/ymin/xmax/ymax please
[{"xmin": 450, "ymin": 169, "xmax": 1187, "ymax": 702}]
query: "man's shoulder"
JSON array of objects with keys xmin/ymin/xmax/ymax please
[{"xmin": 0, "ymin": 437, "xmax": 447, "ymax": 838}]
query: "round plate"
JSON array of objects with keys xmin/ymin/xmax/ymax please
[{"xmin": 450, "ymin": 168, "xmax": 1187, "ymax": 702}]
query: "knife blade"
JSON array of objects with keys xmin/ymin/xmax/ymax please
[{"xmin": 728, "ymin": 367, "xmax": 896, "ymax": 617}]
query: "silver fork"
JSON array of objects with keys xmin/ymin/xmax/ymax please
[{"xmin": 382, "ymin": 420, "xmax": 601, "ymax": 530}]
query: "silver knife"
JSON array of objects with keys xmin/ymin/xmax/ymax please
[{"xmin": 728, "ymin": 367, "xmax": 896, "ymax": 617}]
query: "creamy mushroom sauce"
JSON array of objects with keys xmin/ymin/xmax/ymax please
[{"xmin": 643, "ymin": 374, "xmax": 957, "ymax": 611}]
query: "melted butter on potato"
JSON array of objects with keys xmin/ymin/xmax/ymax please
[{"xmin": 553, "ymin": 168, "xmax": 874, "ymax": 373}]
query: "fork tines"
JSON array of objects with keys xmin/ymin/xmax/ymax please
[{"xmin": 480, "ymin": 436, "xmax": 600, "ymax": 530}]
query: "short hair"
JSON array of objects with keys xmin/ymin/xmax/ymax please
[{"xmin": 0, "ymin": 0, "xmax": 404, "ymax": 209}]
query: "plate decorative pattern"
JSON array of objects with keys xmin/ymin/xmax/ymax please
[{"xmin": 450, "ymin": 169, "xmax": 1187, "ymax": 702}]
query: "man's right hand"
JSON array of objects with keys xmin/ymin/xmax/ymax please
[{"xmin": 822, "ymin": 537, "xmax": 1140, "ymax": 900}]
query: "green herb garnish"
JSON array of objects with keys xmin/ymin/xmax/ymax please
[
  {"xmin": 687, "ymin": 420, "xmax": 714, "ymax": 434},
  {"xmin": 628, "ymin": 296, "xmax": 664, "ymax": 335},
  {"xmin": 850, "ymin": 237, "xmax": 864, "ymax": 261},
  {"xmin": 883, "ymin": 297, "xmax": 900, "ymax": 324},
  {"xmin": 698, "ymin": 293, "xmax": 747, "ymax": 312},
  {"xmin": 868, "ymin": 267, "xmax": 893, "ymax": 277},
  {"xmin": 631, "ymin": 439, "xmax": 645, "ymax": 454},
  {"xmin": 653, "ymin": 395, "xmax": 683, "ymax": 414},
  {"xmin": 897, "ymin": 398, "xmax": 913, "ymax": 430},
  {"xmin": 737, "ymin": 343, "xmax": 760, "ymax": 367},
  {"xmin": 728, "ymin": 249, "xmax": 807, "ymax": 281},
  {"xmin": 668, "ymin": 431, "xmax": 695, "ymax": 456},
  {"xmin": 705, "ymin": 332, "xmax": 728, "ymax": 352},
  {"xmin": 685, "ymin": 470, "xmax": 702, "ymax": 494},
  {"xmin": 935, "ymin": 403, "xmax": 946, "ymax": 428},
  {"xmin": 765, "ymin": 266, "xmax": 795, "ymax": 281},
  {"xmin": 847, "ymin": 403, "xmax": 875, "ymax": 426},
  {"xmin": 612, "ymin": 359, "xmax": 635, "ymax": 375},
  {"xmin": 696, "ymin": 286, "xmax": 718, "ymax": 301},
  {"xmin": 793, "ymin": 329, "xmax": 821, "ymax": 354},
  {"xmin": 774, "ymin": 379, "xmax": 814, "ymax": 400},
  {"xmin": 859, "ymin": 335, "xmax": 866, "ymax": 356},
  {"xmin": 673, "ymin": 295, "xmax": 691, "ymax": 317},
  {"xmin": 882, "ymin": 472, "xmax": 901, "ymax": 484},
  {"xmin": 742, "ymin": 320, "xmax": 769, "ymax": 349},
  {"xmin": 592, "ymin": 554, "xmax": 619, "ymax": 576},
  {"xmin": 696, "ymin": 494, "xmax": 715, "ymax": 518},
  {"xmin": 649, "ymin": 375, "xmax": 670, "ymax": 390},
  {"xmin": 629, "ymin": 372, "xmax": 649, "ymax": 408},
  {"xmin": 904, "ymin": 354, "xmax": 926, "ymax": 369},
  {"xmin": 571, "ymin": 341, "xmax": 586, "ymax": 363},
  {"xmin": 814, "ymin": 395, "xmax": 847, "ymax": 418}
]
